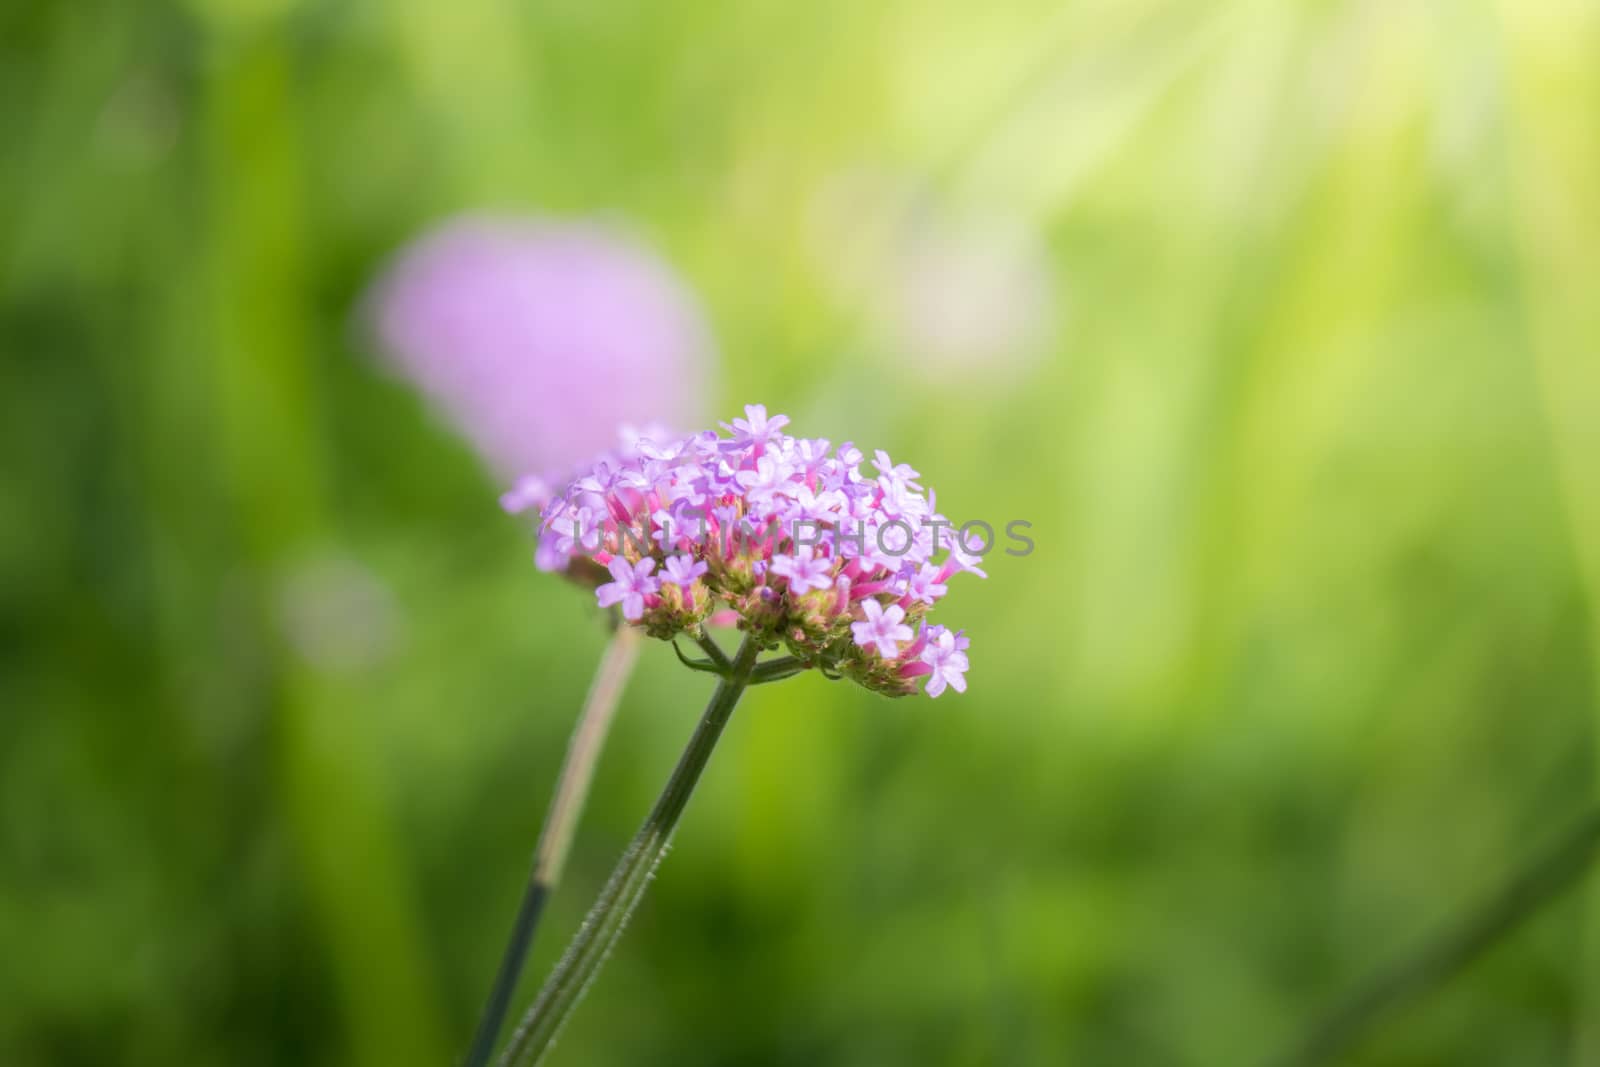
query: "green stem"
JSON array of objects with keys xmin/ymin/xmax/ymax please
[
  {"xmin": 496, "ymin": 635, "xmax": 763, "ymax": 1067},
  {"xmin": 465, "ymin": 624, "xmax": 641, "ymax": 1067},
  {"xmin": 750, "ymin": 656, "xmax": 805, "ymax": 685},
  {"xmin": 692, "ymin": 628, "xmax": 732, "ymax": 672}
]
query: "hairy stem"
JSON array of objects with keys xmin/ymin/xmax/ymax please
[
  {"xmin": 464, "ymin": 625, "xmax": 642, "ymax": 1067},
  {"xmin": 497, "ymin": 635, "xmax": 762, "ymax": 1067},
  {"xmin": 1270, "ymin": 809, "xmax": 1600, "ymax": 1067}
]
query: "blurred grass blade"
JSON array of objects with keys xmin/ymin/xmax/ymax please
[
  {"xmin": 1271, "ymin": 811, "xmax": 1600, "ymax": 1067},
  {"xmin": 1489, "ymin": 3, "xmax": 1600, "ymax": 1054}
]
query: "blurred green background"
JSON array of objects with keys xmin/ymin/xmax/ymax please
[{"xmin": 5, "ymin": 0, "xmax": 1600, "ymax": 1064}]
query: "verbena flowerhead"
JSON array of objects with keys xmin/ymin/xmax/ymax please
[
  {"xmin": 368, "ymin": 215, "xmax": 710, "ymax": 478},
  {"xmin": 507, "ymin": 405, "xmax": 980, "ymax": 698}
]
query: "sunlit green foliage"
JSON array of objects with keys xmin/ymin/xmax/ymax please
[{"xmin": 3, "ymin": 1, "xmax": 1599, "ymax": 1064}]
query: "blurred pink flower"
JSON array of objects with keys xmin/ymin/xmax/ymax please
[
  {"xmin": 368, "ymin": 216, "xmax": 712, "ymax": 479},
  {"xmin": 277, "ymin": 556, "xmax": 400, "ymax": 672},
  {"xmin": 807, "ymin": 169, "xmax": 1058, "ymax": 377}
]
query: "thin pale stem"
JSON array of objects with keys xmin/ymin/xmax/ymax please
[
  {"xmin": 1270, "ymin": 809, "xmax": 1600, "ymax": 1067},
  {"xmin": 464, "ymin": 625, "xmax": 642, "ymax": 1067},
  {"xmin": 497, "ymin": 635, "xmax": 763, "ymax": 1067}
]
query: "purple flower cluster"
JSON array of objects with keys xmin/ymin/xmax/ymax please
[{"xmin": 506, "ymin": 405, "xmax": 977, "ymax": 698}]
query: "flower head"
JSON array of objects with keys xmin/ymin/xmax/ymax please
[
  {"xmin": 721, "ymin": 404, "xmax": 789, "ymax": 450},
  {"xmin": 919, "ymin": 625, "xmax": 970, "ymax": 698},
  {"xmin": 770, "ymin": 548, "xmax": 833, "ymax": 595},
  {"xmin": 595, "ymin": 557, "xmax": 660, "ymax": 622},
  {"xmin": 661, "ymin": 554, "xmax": 709, "ymax": 589},
  {"xmin": 850, "ymin": 599, "xmax": 914, "ymax": 659},
  {"xmin": 518, "ymin": 405, "xmax": 981, "ymax": 697}
]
